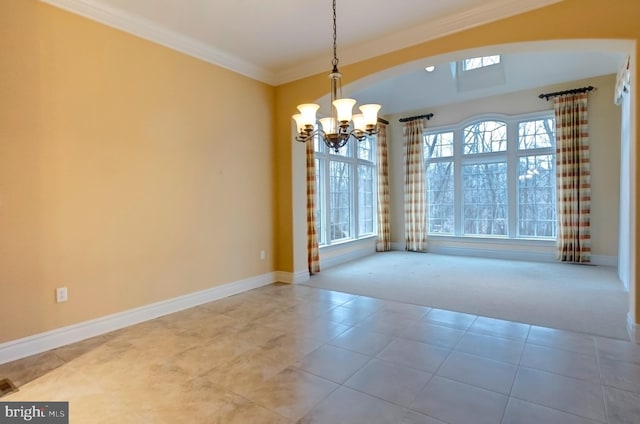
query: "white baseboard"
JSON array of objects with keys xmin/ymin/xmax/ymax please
[
  {"xmin": 274, "ymin": 271, "xmax": 292, "ymax": 284},
  {"xmin": 628, "ymin": 313, "xmax": 639, "ymax": 344},
  {"xmin": 391, "ymin": 242, "xmax": 405, "ymax": 251},
  {"xmin": 273, "ymin": 270, "xmax": 309, "ymax": 284},
  {"xmin": 422, "ymin": 245, "xmax": 556, "ymax": 263},
  {"xmin": 591, "ymin": 255, "xmax": 618, "ymax": 267},
  {"xmin": 0, "ymin": 272, "xmax": 277, "ymax": 365},
  {"xmin": 390, "ymin": 242, "xmax": 617, "ymax": 266},
  {"xmin": 292, "ymin": 270, "xmax": 311, "ymax": 284}
]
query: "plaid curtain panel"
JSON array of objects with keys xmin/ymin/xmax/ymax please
[
  {"xmin": 404, "ymin": 120, "xmax": 428, "ymax": 252},
  {"xmin": 376, "ymin": 123, "xmax": 391, "ymax": 251},
  {"xmin": 306, "ymin": 140, "xmax": 320, "ymax": 274},
  {"xmin": 554, "ymin": 93, "xmax": 591, "ymax": 263}
]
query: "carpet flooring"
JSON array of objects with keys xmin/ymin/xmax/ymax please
[{"xmin": 302, "ymin": 252, "xmax": 630, "ymax": 340}]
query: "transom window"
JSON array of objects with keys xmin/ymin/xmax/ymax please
[
  {"xmin": 315, "ymin": 136, "xmax": 377, "ymax": 246},
  {"xmin": 425, "ymin": 113, "xmax": 556, "ymax": 239}
]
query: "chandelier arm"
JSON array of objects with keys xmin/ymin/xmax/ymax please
[
  {"xmin": 295, "ymin": 122, "xmax": 380, "ymax": 144},
  {"xmin": 295, "ymin": 127, "xmax": 320, "ymax": 143},
  {"xmin": 349, "ymin": 130, "xmax": 367, "ymax": 142},
  {"xmin": 295, "ymin": 133, "xmax": 312, "ymax": 143}
]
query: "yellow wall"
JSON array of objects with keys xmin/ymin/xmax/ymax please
[
  {"xmin": 0, "ymin": 0, "xmax": 276, "ymax": 342},
  {"xmin": 275, "ymin": 0, "xmax": 640, "ymax": 321}
]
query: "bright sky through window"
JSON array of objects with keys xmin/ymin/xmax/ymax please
[{"xmin": 462, "ymin": 55, "xmax": 501, "ymax": 71}]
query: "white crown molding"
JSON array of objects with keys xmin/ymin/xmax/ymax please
[
  {"xmin": 277, "ymin": 0, "xmax": 564, "ymax": 84},
  {"xmin": 39, "ymin": 0, "xmax": 279, "ymax": 84},
  {"xmin": 0, "ymin": 272, "xmax": 276, "ymax": 365},
  {"xmin": 40, "ymin": 0, "xmax": 562, "ymax": 85},
  {"xmin": 40, "ymin": 0, "xmax": 562, "ymax": 86}
]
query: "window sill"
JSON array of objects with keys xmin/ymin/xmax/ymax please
[{"xmin": 319, "ymin": 234, "xmax": 378, "ymax": 251}]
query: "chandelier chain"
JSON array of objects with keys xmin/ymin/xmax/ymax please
[{"xmin": 332, "ymin": 0, "xmax": 338, "ymax": 69}]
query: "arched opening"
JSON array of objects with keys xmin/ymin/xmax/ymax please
[{"xmin": 292, "ymin": 39, "xmax": 637, "ymax": 338}]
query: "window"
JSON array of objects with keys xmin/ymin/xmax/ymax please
[
  {"xmin": 315, "ymin": 136, "xmax": 377, "ymax": 246},
  {"xmin": 463, "ymin": 162, "xmax": 508, "ymax": 236},
  {"xmin": 462, "ymin": 55, "xmax": 501, "ymax": 71},
  {"xmin": 517, "ymin": 119, "xmax": 556, "ymax": 238},
  {"xmin": 425, "ymin": 132, "xmax": 454, "ymax": 234},
  {"xmin": 424, "ymin": 113, "xmax": 556, "ymax": 239}
]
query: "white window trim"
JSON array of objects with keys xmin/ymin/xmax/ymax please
[
  {"xmin": 424, "ymin": 111, "xmax": 556, "ymax": 241},
  {"xmin": 315, "ymin": 137, "xmax": 378, "ymax": 247}
]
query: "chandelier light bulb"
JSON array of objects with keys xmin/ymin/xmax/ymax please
[
  {"xmin": 297, "ymin": 103, "xmax": 320, "ymax": 127},
  {"xmin": 319, "ymin": 117, "xmax": 335, "ymax": 133},
  {"xmin": 332, "ymin": 98, "xmax": 356, "ymax": 123},
  {"xmin": 359, "ymin": 104, "xmax": 381, "ymax": 127},
  {"xmin": 352, "ymin": 114, "xmax": 365, "ymax": 132},
  {"xmin": 292, "ymin": 114, "xmax": 307, "ymax": 133}
]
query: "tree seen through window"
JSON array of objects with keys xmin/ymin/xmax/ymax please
[{"xmin": 424, "ymin": 114, "xmax": 556, "ymax": 239}]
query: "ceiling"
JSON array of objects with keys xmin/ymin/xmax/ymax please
[
  {"xmin": 42, "ymin": 0, "xmax": 629, "ymax": 114},
  {"xmin": 351, "ymin": 45, "xmax": 628, "ymax": 114}
]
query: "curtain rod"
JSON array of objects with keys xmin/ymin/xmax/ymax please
[
  {"xmin": 538, "ymin": 85, "xmax": 595, "ymax": 101},
  {"xmin": 378, "ymin": 117, "xmax": 389, "ymax": 125},
  {"xmin": 398, "ymin": 113, "xmax": 434, "ymax": 123}
]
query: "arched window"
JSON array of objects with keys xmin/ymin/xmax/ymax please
[{"xmin": 424, "ymin": 114, "xmax": 556, "ymax": 239}]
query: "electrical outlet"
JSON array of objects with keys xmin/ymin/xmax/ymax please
[
  {"xmin": 56, "ymin": 287, "xmax": 68, "ymax": 303},
  {"xmin": 260, "ymin": 250, "xmax": 266, "ymax": 260}
]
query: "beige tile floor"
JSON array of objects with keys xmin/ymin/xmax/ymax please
[{"xmin": 1, "ymin": 283, "xmax": 640, "ymax": 423}]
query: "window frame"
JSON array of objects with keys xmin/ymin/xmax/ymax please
[
  {"xmin": 461, "ymin": 55, "xmax": 502, "ymax": 71},
  {"xmin": 314, "ymin": 136, "xmax": 378, "ymax": 247},
  {"xmin": 424, "ymin": 111, "xmax": 556, "ymax": 241}
]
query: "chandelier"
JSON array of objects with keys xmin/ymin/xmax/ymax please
[{"xmin": 292, "ymin": 0, "xmax": 381, "ymax": 152}]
